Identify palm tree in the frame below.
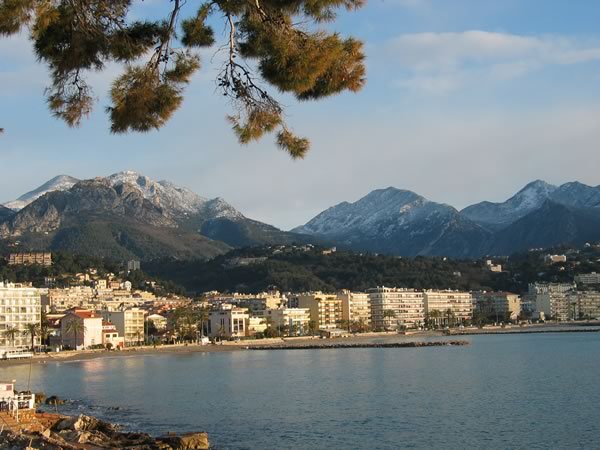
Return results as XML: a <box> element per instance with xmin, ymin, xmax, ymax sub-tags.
<box><xmin>65</xmin><ymin>319</ymin><xmax>86</xmax><ymax>350</ymax></box>
<box><xmin>308</xmin><ymin>320</ymin><xmax>318</xmax><ymax>336</ymax></box>
<box><xmin>182</xmin><ymin>308</ymin><xmax>198</xmax><ymax>342</ymax></box>
<box><xmin>382</xmin><ymin>309</ymin><xmax>396</xmax><ymax>330</ymax></box>
<box><xmin>216</xmin><ymin>325</ymin><xmax>227</xmax><ymax>342</ymax></box>
<box><xmin>196</xmin><ymin>308</ymin><xmax>210</xmax><ymax>339</ymax></box>
<box><xmin>23</xmin><ymin>323</ymin><xmax>41</xmax><ymax>353</ymax></box>
<box><xmin>133</xmin><ymin>329</ymin><xmax>143</xmax><ymax>346</ymax></box>
<box><xmin>428</xmin><ymin>310</ymin><xmax>442</xmax><ymax>329</ymax></box>
<box><xmin>40</xmin><ymin>310</ymin><xmax>51</xmax><ymax>345</ymax></box>
<box><xmin>263</xmin><ymin>316</ymin><xmax>278</xmax><ymax>338</ymax></box>
<box><xmin>3</xmin><ymin>326</ymin><xmax>19</xmax><ymax>348</ymax></box>
<box><xmin>337</xmin><ymin>319</ymin><xmax>351</xmax><ymax>332</ymax></box>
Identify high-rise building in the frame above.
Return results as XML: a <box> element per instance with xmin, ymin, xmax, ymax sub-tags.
<box><xmin>529</xmin><ymin>283</ymin><xmax>576</xmax><ymax>321</ymax></box>
<box><xmin>260</xmin><ymin>308</ymin><xmax>311</xmax><ymax>334</ymax></box>
<box><xmin>424</xmin><ymin>290</ymin><xmax>473</xmax><ymax>324</ymax></box>
<box><xmin>367</xmin><ymin>287</ymin><xmax>424</xmax><ymax>330</ymax></box>
<box><xmin>101</xmin><ymin>308</ymin><xmax>146</xmax><ymax>346</ymax></box>
<box><xmin>575</xmin><ymin>272</ymin><xmax>600</xmax><ymax>286</ymax></box>
<box><xmin>472</xmin><ymin>291</ymin><xmax>521</xmax><ymax>321</ymax></box>
<box><xmin>297</xmin><ymin>293</ymin><xmax>343</xmax><ymax>330</ymax></box>
<box><xmin>574</xmin><ymin>291</ymin><xmax>600</xmax><ymax>319</ymax></box>
<box><xmin>0</xmin><ymin>283</ymin><xmax>42</xmax><ymax>350</ymax></box>
<box><xmin>338</xmin><ymin>290</ymin><xmax>371</xmax><ymax>329</ymax></box>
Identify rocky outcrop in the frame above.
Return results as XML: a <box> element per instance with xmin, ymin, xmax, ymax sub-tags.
<box><xmin>0</xmin><ymin>413</ymin><xmax>209</xmax><ymax>450</ymax></box>
<box><xmin>158</xmin><ymin>432</ymin><xmax>211</xmax><ymax>450</ymax></box>
<box><xmin>45</xmin><ymin>395</ymin><xmax>66</xmax><ymax>406</ymax></box>
<box><xmin>0</xmin><ymin>179</ymin><xmax>176</xmax><ymax>238</ymax></box>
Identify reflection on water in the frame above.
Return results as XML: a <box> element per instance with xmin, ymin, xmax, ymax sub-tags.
<box><xmin>2</xmin><ymin>333</ymin><xmax>599</xmax><ymax>449</ymax></box>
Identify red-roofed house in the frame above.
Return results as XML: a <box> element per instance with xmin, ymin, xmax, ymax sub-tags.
<box><xmin>60</xmin><ymin>308</ymin><xmax>103</xmax><ymax>350</ymax></box>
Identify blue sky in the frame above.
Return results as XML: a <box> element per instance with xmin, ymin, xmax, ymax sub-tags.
<box><xmin>2</xmin><ymin>0</ymin><xmax>600</xmax><ymax>229</ymax></box>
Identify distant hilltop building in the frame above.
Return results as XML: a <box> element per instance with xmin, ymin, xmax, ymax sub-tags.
<box><xmin>126</xmin><ymin>260</ymin><xmax>141</xmax><ymax>271</ymax></box>
<box><xmin>544</xmin><ymin>254</ymin><xmax>567</xmax><ymax>264</ymax></box>
<box><xmin>225</xmin><ymin>257</ymin><xmax>268</xmax><ymax>268</ymax></box>
<box><xmin>575</xmin><ymin>272</ymin><xmax>600</xmax><ymax>285</ymax></box>
<box><xmin>7</xmin><ymin>252</ymin><xmax>52</xmax><ymax>266</ymax></box>
<box><xmin>485</xmin><ymin>260</ymin><xmax>502</xmax><ymax>272</ymax></box>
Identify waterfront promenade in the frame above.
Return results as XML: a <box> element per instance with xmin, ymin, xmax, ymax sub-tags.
<box><xmin>2</xmin><ymin>322</ymin><xmax>599</xmax><ymax>368</ymax></box>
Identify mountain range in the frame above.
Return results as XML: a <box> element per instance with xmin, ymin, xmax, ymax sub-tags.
<box><xmin>293</xmin><ymin>180</ymin><xmax>600</xmax><ymax>257</ymax></box>
<box><xmin>0</xmin><ymin>171</ymin><xmax>314</xmax><ymax>260</ymax></box>
<box><xmin>2</xmin><ymin>174</ymin><xmax>599</xmax><ymax>260</ymax></box>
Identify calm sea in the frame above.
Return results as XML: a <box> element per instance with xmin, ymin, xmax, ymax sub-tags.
<box><xmin>3</xmin><ymin>333</ymin><xmax>600</xmax><ymax>449</ymax></box>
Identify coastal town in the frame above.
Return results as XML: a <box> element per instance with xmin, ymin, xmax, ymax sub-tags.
<box><xmin>2</xmin><ymin>251</ymin><xmax>600</xmax><ymax>359</ymax></box>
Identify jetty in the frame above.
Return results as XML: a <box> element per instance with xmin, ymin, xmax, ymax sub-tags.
<box><xmin>248</xmin><ymin>340</ymin><xmax>469</xmax><ymax>350</ymax></box>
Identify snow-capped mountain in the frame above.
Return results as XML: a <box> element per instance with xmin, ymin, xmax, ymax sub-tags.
<box><xmin>462</xmin><ymin>180</ymin><xmax>600</xmax><ymax>230</ymax></box>
<box><xmin>4</xmin><ymin>170</ymin><xmax>245</xmax><ymax>220</ymax></box>
<box><xmin>294</xmin><ymin>187</ymin><xmax>491</xmax><ymax>257</ymax></box>
<box><xmin>0</xmin><ymin>171</ymin><xmax>313</xmax><ymax>259</ymax></box>
<box><xmin>550</xmin><ymin>181</ymin><xmax>600</xmax><ymax>209</ymax></box>
<box><xmin>3</xmin><ymin>175</ymin><xmax>79</xmax><ymax>210</ymax></box>
<box><xmin>199</xmin><ymin>197</ymin><xmax>245</xmax><ymax>221</ymax></box>
<box><xmin>295</xmin><ymin>181</ymin><xmax>600</xmax><ymax>257</ymax></box>
<box><xmin>105</xmin><ymin>171</ymin><xmax>210</xmax><ymax>217</ymax></box>
<box><xmin>295</xmin><ymin>188</ymin><xmax>439</xmax><ymax>237</ymax></box>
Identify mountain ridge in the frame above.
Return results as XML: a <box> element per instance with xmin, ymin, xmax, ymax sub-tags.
<box><xmin>3</xmin><ymin>174</ymin><xmax>600</xmax><ymax>259</ymax></box>
<box><xmin>294</xmin><ymin>181</ymin><xmax>600</xmax><ymax>257</ymax></box>
<box><xmin>0</xmin><ymin>172</ymin><xmax>317</xmax><ymax>260</ymax></box>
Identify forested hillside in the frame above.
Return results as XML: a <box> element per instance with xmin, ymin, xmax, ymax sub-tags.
<box><xmin>144</xmin><ymin>244</ymin><xmax>600</xmax><ymax>294</ymax></box>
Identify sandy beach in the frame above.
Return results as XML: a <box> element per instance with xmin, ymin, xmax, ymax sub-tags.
<box><xmin>0</xmin><ymin>332</ymin><xmax>442</xmax><ymax>367</ymax></box>
<box><xmin>2</xmin><ymin>323</ymin><xmax>599</xmax><ymax>368</ymax></box>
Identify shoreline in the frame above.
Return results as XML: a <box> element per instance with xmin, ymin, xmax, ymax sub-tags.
<box><xmin>2</xmin><ymin>324</ymin><xmax>599</xmax><ymax>368</ymax></box>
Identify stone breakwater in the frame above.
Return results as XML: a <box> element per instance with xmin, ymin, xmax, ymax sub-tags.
<box><xmin>449</xmin><ymin>328</ymin><xmax>600</xmax><ymax>336</ymax></box>
<box><xmin>248</xmin><ymin>341</ymin><xmax>469</xmax><ymax>350</ymax></box>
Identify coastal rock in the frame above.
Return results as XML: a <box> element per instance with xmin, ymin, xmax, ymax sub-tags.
<box><xmin>1</xmin><ymin>412</ymin><xmax>209</xmax><ymax>450</ymax></box>
<box><xmin>45</xmin><ymin>395</ymin><xmax>66</xmax><ymax>405</ymax></box>
<box><xmin>158</xmin><ymin>431</ymin><xmax>210</xmax><ymax>450</ymax></box>
<box><xmin>35</xmin><ymin>391</ymin><xmax>46</xmax><ymax>404</ymax></box>
<box><xmin>52</xmin><ymin>414</ymin><xmax>120</xmax><ymax>434</ymax></box>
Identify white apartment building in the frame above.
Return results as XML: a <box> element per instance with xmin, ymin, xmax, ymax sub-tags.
<box><xmin>207</xmin><ymin>304</ymin><xmax>249</xmax><ymax>338</ymax></box>
<box><xmin>60</xmin><ymin>309</ymin><xmax>103</xmax><ymax>350</ymax></box>
<box><xmin>575</xmin><ymin>291</ymin><xmax>600</xmax><ymax>319</ymax></box>
<box><xmin>472</xmin><ymin>291</ymin><xmax>521</xmax><ymax>321</ymax></box>
<box><xmin>529</xmin><ymin>283</ymin><xmax>576</xmax><ymax>321</ymax></box>
<box><xmin>367</xmin><ymin>287</ymin><xmax>424</xmax><ymax>330</ymax></box>
<box><xmin>423</xmin><ymin>290</ymin><xmax>473</xmax><ymax>324</ymax></box>
<box><xmin>45</xmin><ymin>286</ymin><xmax>96</xmax><ymax>313</ymax></box>
<box><xmin>297</xmin><ymin>293</ymin><xmax>343</xmax><ymax>330</ymax></box>
<box><xmin>575</xmin><ymin>273</ymin><xmax>600</xmax><ymax>286</ymax></box>
<box><xmin>101</xmin><ymin>308</ymin><xmax>146</xmax><ymax>346</ymax></box>
<box><xmin>147</xmin><ymin>313</ymin><xmax>168</xmax><ymax>330</ymax></box>
<box><xmin>260</xmin><ymin>308</ymin><xmax>311</xmax><ymax>334</ymax></box>
<box><xmin>338</xmin><ymin>290</ymin><xmax>371</xmax><ymax>329</ymax></box>
<box><xmin>0</xmin><ymin>284</ymin><xmax>42</xmax><ymax>350</ymax></box>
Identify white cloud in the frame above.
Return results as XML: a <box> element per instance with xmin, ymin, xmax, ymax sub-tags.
<box><xmin>387</xmin><ymin>31</ymin><xmax>600</xmax><ymax>93</ymax></box>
